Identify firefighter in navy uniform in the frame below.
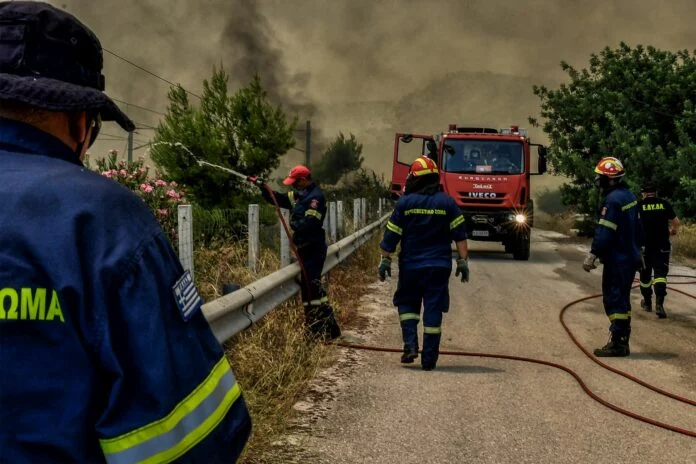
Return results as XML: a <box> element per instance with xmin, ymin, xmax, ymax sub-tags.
<box><xmin>260</xmin><ymin>165</ymin><xmax>342</xmax><ymax>340</ymax></box>
<box><xmin>378</xmin><ymin>156</ymin><xmax>469</xmax><ymax>371</ymax></box>
<box><xmin>583</xmin><ymin>157</ymin><xmax>643</xmax><ymax>357</ymax></box>
<box><xmin>0</xmin><ymin>3</ymin><xmax>251</xmax><ymax>462</ymax></box>
<box><xmin>638</xmin><ymin>182</ymin><xmax>681</xmax><ymax>318</ymax></box>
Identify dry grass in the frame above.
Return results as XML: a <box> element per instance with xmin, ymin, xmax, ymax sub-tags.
<box><xmin>534</xmin><ymin>211</ymin><xmax>578</xmax><ymax>236</ymax></box>
<box><xmin>673</xmin><ymin>223</ymin><xmax>696</xmax><ymax>263</ymax></box>
<box><xmin>193</xmin><ymin>234</ymin><xmax>383</xmax><ymax>463</ymax></box>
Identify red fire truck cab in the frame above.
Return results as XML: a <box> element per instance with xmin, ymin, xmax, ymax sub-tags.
<box><xmin>390</xmin><ymin>124</ymin><xmax>548</xmax><ymax>260</ymax></box>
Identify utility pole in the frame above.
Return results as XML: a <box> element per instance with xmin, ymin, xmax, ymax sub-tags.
<box><xmin>305</xmin><ymin>120</ymin><xmax>311</xmax><ymax>168</ymax></box>
<box><xmin>127</xmin><ymin>131</ymin><xmax>133</xmax><ymax>163</ymax></box>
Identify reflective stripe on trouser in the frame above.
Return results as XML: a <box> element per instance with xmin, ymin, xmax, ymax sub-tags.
<box><xmin>99</xmin><ymin>357</ymin><xmax>242</xmax><ymax>464</ymax></box>
<box><xmin>639</xmin><ymin>246</ymin><xmax>670</xmax><ymax>298</ymax></box>
<box><xmin>394</xmin><ymin>266</ymin><xmax>450</xmax><ymax>355</ymax></box>
<box><xmin>602</xmin><ymin>264</ymin><xmax>634</xmax><ymax>337</ymax></box>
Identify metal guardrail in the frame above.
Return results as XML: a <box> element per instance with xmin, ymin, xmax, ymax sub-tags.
<box><xmin>202</xmin><ymin>213</ymin><xmax>390</xmax><ymax>343</ymax></box>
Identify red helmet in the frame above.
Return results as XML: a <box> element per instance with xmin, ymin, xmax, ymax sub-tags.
<box><xmin>409</xmin><ymin>156</ymin><xmax>439</xmax><ymax>177</ymax></box>
<box><xmin>594</xmin><ymin>157</ymin><xmax>625</xmax><ymax>178</ymax></box>
<box><xmin>282</xmin><ymin>165</ymin><xmax>311</xmax><ymax>185</ymax></box>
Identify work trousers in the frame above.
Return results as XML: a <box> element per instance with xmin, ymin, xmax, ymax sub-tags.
<box><xmin>297</xmin><ymin>242</ymin><xmax>340</xmax><ymax>338</ymax></box>
<box><xmin>393</xmin><ymin>266</ymin><xmax>451</xmax><ymax>366</ymax></box>
<box><xmin>639</xmin><ymin>244</ymin><xmax>671</xmax><ymax>300</ymax></box>
<box><xmin>602</xmin><ymin>264</ymin><xmax>635</xmax><ymax>338</ymax></box>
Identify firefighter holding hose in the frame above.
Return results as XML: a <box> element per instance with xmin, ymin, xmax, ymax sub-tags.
<box><xmin>259</xmin><ymin>165</ymin><xmax>342</xmax><ymax>340</ymax></box>
<box><xmin>378</xmin><ymin>156</ymin><xmax>469</xmax><ymax>371</ymax></box>
<box><xmin>583</xmin><ymin>157</ymin><xmax>643</xmax><ymax>357</ymax></box>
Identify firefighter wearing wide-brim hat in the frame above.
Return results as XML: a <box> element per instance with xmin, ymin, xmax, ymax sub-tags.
<box><xmin>638</xmin><ymin>182</ymin><xmax>680</xmax><ymax>318</ymax></box>
<box><xmin>0</xmin><ymin>2</ymin><xmax>250</xmax><ymax>461</ymax></box>
<box><xmin>583</xmin><ymin>157</ymin><xmax>643</xmax><ymax>357</ymax></box>
<box><xmin>378</xmin><ymin>156</ymin><xmax>469</xmax><ymax>371</ymax></box>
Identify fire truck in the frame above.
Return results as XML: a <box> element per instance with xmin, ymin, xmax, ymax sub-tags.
<box><xmin>389</xmin><ymin>125</ymin><xmax>548</xmax><ymax>260</ymax></box>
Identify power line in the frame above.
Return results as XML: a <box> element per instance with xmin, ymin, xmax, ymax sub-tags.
<box><xmin>103</xmin><ymin>48</ymin><xmax>202</xmax><ymax>100</ymax></box>
<box><xmin>110</xmin><ymin>97</ymin><xmax>167</xmax><ymax>116</ymax></box>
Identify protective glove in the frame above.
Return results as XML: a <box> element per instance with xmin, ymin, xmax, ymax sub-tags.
<box><xmin>455</xmin><ymin>258</ymin><xmax>469</xmax><ymax>283</ymax></box>
<box><xmin>378</xmin><ymin>257</ymin><xmax>392</xmax><ymax>282</ymax></box>
<box><xmin>582</xmin><ymin>253</ymin><xmax>598</xmax><ymax>272</ymax></box>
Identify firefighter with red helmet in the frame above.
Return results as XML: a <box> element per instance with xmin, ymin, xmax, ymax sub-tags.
<box><xmin>583</xmin><ymin>157</ymin><xmax>643</xmax><ymax>357</ymax></box>
<box><xmin>378</xmin><ymin>156</ymin><xmax>469</xmax><ymax>371</ymax></box>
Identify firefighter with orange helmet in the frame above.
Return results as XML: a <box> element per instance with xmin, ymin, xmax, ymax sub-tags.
<box><xmin>583</xmin><ymin>157</ymin><xmax>643</xmax><ymax>357</ymax></box>
<box><xmin>378</xmin><ymin>156</ymin><xmax>469</xmax><ymax>371</ymax></box>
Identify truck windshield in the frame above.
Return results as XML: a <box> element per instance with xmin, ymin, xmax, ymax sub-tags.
<box><xmin>442</xmin><ymin>140</ymin><xmax>524</xmax><ymax>174</ymax></box>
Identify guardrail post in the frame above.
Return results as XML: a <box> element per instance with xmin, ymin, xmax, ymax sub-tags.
<box><xmin>377</xmin><ymin>198</ymin><xmax>383</xmax><ymax>218</ymax></box>
<box><xmin>353</xmin><ymin>198</ymin><xmax>361</xmax><ymax>231</ymax></box>
<box><xmin>177</xmin><ymin>205</ymin><xmax>194</xmax><ymax>279</ymax></box>
<box><xmin>329</xmin><ymin>202</ymin><xmax>337</xmax><ymax>243</ymax></box>
<box><xmin>280</xmin><ymin>208</ymin><xmax>290</xmax><ymax>267</ymax></box>
<box><xmin>248</xmin><ymin>204</ymin><xmax>259</xmax><ymax>271</ymax></box>
<box><xmin>323</xmin><ymin>204</ymin><xmax>330</xmax><ymax>242</ymax></box>
<box><xmin>361</xmin><ymin>197</ymin><xmax>367</xmax><ymax>225</ymax></box>
<box><xmin>337</xmin><ymin>200</ymin><xmax>344</xmax><ymax>238</ymax></box>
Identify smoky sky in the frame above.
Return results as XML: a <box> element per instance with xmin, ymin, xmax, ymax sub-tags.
<box><xmin>53</xmin><ymin>0</ymin><xmax>696</xmax><ymax>173</ymax></box>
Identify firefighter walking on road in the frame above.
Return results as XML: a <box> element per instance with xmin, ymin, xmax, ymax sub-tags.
<box><xmin>583</xmin><ymin>157</ymin><xmax>643</xmax><ymax>357</ymax></box>
<box><xmin>259</xmin><ymin>165</ymin><xmax>342</xmax><ymax>340</ymax></box>
<box><xmin>638</xmin><ymin>182</ymin><xmax>680</xmax><ymax>318</ymax></box>
<box><xmin>378</xmin><ymin>156</ymin><xmax>469</xmax><ymax>371</ymax></box>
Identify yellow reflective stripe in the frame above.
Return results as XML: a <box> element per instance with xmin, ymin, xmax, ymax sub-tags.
<box><xmin>598</xmin><ymin>219</ymin><xmax>617</xmax><ymax>230</ymax></box>
<box><xmin>305</xmin><ymin>209</ymin><xmax>322</xmax><ymax>220</ymax></box>
<box><xmin>608</xmin><ymin>313</ymin><xmax>631</xmax><ymax>321</ymax></box>
<box><xmin>416</xmin><ymin>158</ymin><xmax>428</xmax><ymax>169</ymax></box>
<box><xmin>621</xmin><ymin>201</ymin><xmax>637</xmax><ymax>211</ymax></box>
<box><xmin>99</xmin><ymin>357</ymin><xmax>238</xmax><ymax>457</ymax></box>
<box><xmin>413</xmin><ymin>167</ymin><xmax>439</xmax><ymax>176</ymax></box>
<box><xmin>450</xmin><ymin>215</ymin><xmax>465</xmax><ymax>230</ymax></box>
<box><xmin>288</xmin><ymin>191</ymin><xmax>294</xmax><ymax>203</ymax></box>
<box><xmin>640</xmin><ymin>280</ymin><xmax>653</xmax><ymax>288</ymax></box>
<box><xmin>399</xmin><ymin>313</ymin><xmax>420</xmax><ymax>322</ymax></box>
<box><xmin>386</xmin><ymin>221</ymin><xmax>403</xmax><ymax>235</ymax></box>
<box><xmin>423</xmin><ymin>326</ymin><xmax>442</xmax><ymax>334</ymax></box>
<box><xmin>653</xmin><ymin>277</ymin><xmax>667</xmax><ymax>284</ymax></box>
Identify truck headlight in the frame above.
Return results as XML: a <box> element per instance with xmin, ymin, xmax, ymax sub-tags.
<box><xmin>510</xmin><ymin>214</ymin><xmax>526</xmax><ymax>223</ymax></box>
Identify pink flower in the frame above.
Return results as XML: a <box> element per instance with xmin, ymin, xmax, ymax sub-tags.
<box><xmin>119</xmin><ymin>169</ymin><xmax>128</xmax><ymax>177</ymax></box>
<box><xmin>140</xmin><ymin>184</ymin><xmax>154</xmax><ymax>193</ymax></box>
<box><xmin>157</xmin><ymin>209</ymin><xmax>168</xmax><ymax>216</ymax></box>
<box><xmin>155</xmin><ymin>180</ymin><xmax>167</xmax><ymax>187</ymax></box>
<box><xmin>166</xmin><ymin>190</ymin><xmax>181</xmax><ymax>200</ymax></box>
<box><xmin>102</xmin><ymin>171</ymin><xmax>114</xmax><ymax>178</ymax></box>
<box><xmin>169</xmin><ymin>181</ymin><xmax>178</xmax><ymax>187</ymax></box>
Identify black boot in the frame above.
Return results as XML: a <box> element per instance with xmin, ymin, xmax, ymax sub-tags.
<box><xmin>655</xmin><ymin>296</ymin><xmax>667</xmax><ymax>319</ymax></box>
<box><xmin>640</xmin><ymin>298</ymin><xmax>652</xmax><ymax>312</ymax></box>
<box><xmin>400</xmin><ymin>345</ymin><xmax>419</xmax><ymax>364</ymax></box>
<box><xmin>594</xmin><ymin>333</ymin><xmax>630</xmax><ymax>357</ymax></box>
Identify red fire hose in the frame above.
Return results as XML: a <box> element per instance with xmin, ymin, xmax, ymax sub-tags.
<box><xmin>332</xmin><ymin>275</ymin><xmax>696</xmax><ymax>438</ymax></box>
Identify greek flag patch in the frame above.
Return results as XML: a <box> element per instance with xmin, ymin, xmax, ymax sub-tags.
<box><xmin>172</xmin><ymin>270</ymin><xmax>202</xmax><ymax>321</ymax></box>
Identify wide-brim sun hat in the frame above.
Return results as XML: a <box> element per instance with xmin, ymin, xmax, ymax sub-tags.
<box><xmin>0</xmin><ymin>1</ymin><xmax>135</xmax><ymax>131</ymax></box>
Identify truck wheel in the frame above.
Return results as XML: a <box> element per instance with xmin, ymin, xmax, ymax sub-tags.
<box><xmin>512</xmin><ymin>233</ymin><xmax>531</xmax><ymax>261</ymax></box>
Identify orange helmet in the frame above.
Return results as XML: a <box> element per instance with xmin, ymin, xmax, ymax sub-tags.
<box><xmin>594</xmin><ymin>157</ymin><xmax>625</xmax><ymax>178</ymax></box>
<box><xmin>409</xmin><ymin>156</ymin><xmax>439</xmax><ymax>177</ymax></box>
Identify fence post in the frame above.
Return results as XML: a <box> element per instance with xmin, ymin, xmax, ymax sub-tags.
<box><xmin>323</xmin><ymin>204</ymin><xmax>330</xmax><ymax>242</ymax></box>
<box><xmin>280</xmin><ymin>208</ymin><xmax>290</xmax><ymax>267</ymax></box>
<box><xmin>177</xmin><ymin>205</ymin><xmax>194</xmax><ymax>279</ymax></box>
<box><xmin>377</xmin><ymin>197</ymin><xmax>383</xmax><ymax>218</ymax></box>
<box><xmin>329</xmin><ymin>202</ymin><xmax>337</xmax><ymax>243</ymax></box>
<box><xmin>248</xmin><ymin>204</ymin><xmax>259</xmax><ymax>271</ymax></box>
<box><xmin>353</xmin><ymin>198</ymin><xmax>361</xmax><ymax>231</ymax></box>
<box><xmin>337</xmin><ymin>200</ymin><xmax>344</xmax><ymax>238</ymax></box>
<box><xmin>361</xmin><ymin>198</ymin><xmax>367</xmax><ymax>225</ymax></box>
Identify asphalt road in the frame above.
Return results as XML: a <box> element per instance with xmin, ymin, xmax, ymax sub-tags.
<box><xmin>279</xmin><ymin>230</ymin><xmax>696</xmax><ymax>464</ymax></box>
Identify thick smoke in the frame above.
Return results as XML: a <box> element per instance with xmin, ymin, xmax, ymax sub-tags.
<box><xmin>54</xmin><ymin>0</ymin><xmax>696</xmax><ymax>173</ymax></box>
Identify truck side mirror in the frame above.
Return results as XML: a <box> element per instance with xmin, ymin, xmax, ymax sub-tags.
<box><xmin>538</xmin><ymin>150</ymin><xmax>547</xmax><ymax>174</ymax></box>
<box><xmin>537</xmin><ymin>145</ymin><xmax>548</xmax><ymax>157</ymax></box>
<box><xmin>400</xmin><ymin>134</ymin><xmax>413</xmax><ymax>143</ymax></box>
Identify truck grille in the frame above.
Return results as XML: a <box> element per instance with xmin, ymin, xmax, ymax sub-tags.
<box><xmin>458</xmin><ymin>196</ymin><xmax>505</xmax><ymax>205</ymax></box>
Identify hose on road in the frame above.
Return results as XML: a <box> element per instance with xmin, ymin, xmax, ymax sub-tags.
<box><xmin>331</xmin><ymin>274</ymin><xmax>696</xmax><ymax>438</ymax></box>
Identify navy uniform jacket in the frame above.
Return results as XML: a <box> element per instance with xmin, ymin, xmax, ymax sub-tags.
<box><xmin>262</xmin><ymin>183</ymin><xmax>326</xmax><ymax>248</ymax></box>
<box><xmin>591</xmin><ymin>185</ymin><xmax>642</xmax><ymax>267</ymax></box>
<box><xmin>380</xmin><ymin>192</ymin><xmax>468</xmax><ymax>270</ymax></box>
<box><xmin>0</xmin><ymin>119</ymin><xmax>251</xmax><ymax>463</ymax></box>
